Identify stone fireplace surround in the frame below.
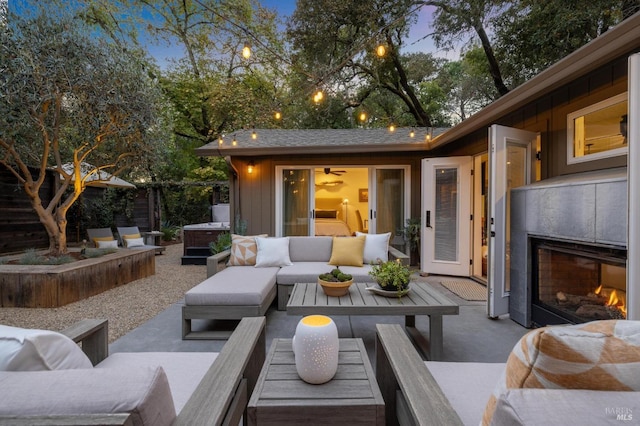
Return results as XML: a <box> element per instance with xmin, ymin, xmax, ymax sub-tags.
<box><xmin>510</xmin><ymin>167</ymin><xmax>627</xmax><ymax>327</ymax></box>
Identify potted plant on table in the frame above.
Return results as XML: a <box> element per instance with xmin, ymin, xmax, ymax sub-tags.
<box><xmin>318</xmin><ymin>268</ymin><xmax>353</xmax><ymax>297</ymax></box>
<box><xmin>368</xmin><ymin>259</ymin><xmax>412</xmax><ymax>297</ymax></box>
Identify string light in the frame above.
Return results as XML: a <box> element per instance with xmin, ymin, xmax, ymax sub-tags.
<box><xmin>242</xmin><ymin>43</ymin><xmax>251</xmax><ymax>59</ymax></box>
<box><xmin>232</xmin><ymin>135</ymin><xmax>237</xmax><ymax>146</ymax></box>
<box><xmin>376</xmin><ymin>44</ymin><xmax>386</xmax><ymax>57</ymax></box>
<box><xmin>274</xmin><ymin>111</ymin><xmax>282</xmax><ymax>120</ymax></box>
<box><xmin>409</xmin><ymin>129</ymin><xmax>415</xmax><ymax>138</ymax></box>
<box><xmin>388</xmin><ymin>124</ymin><xmax>395</xmax><ymax>132</ymax></box>
<box><xmin>251</xmin><ymin>130</ymin><xmax>257</xmax><ymax>140</ymax></box>
<box><xmin>359</xmin><ymin>112</ymin><xmax>367</xmax><ymax>122</ymax></box>
<box><xmin>218</xmin><ymin>136</ymin><xmax>223</xmax><ymax>146</ymax></box>
<box><xmin>313</xmin><ymin>90</ymin><xmax>324</xmax><ymax>103</ymax></box>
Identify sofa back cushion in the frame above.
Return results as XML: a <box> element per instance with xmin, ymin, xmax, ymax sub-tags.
<box><xmin>288</xmin><ymin>236</ymin><xmax>333</xmax><ymax>262</ymax></box>
<box><xmin>0</xmin><ymin>325</ymin><xmax>93</xmax><ymax>371</ymax></box>
<box><xmin>0</xmin><ymin>366</ymin><xmax>176</xmax><ymax>426</ymax></box>
<box><xmin>329</xmin><ymin>236</ymin><xmax>366</xmax><ymax>267</ymax></box>
<box><xmin>482</xmin><ymin>320</ymin><xmax>640</xmax><ymax>425</ymax></box>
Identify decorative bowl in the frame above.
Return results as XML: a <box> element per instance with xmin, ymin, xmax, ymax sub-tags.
<box><xmin>318</xmin><ymin>278</ymin><xmax>354</xmax><ymax>297</ymax></box>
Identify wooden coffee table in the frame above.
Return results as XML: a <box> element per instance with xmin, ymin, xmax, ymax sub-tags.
<box><xmin>248</xmin><ymin>338</ymin><xmax>384</xmax><ymax>425</ymax></box>
<box><xmin>286</xmin><ymin>281</ymin><xmax>459</xmax><ymax>360</ymax></box>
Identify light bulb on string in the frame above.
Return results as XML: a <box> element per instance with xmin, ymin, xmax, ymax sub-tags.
<box><xmin>274</xmin><ymin>111</ymin><xmax>282</xmax><ymax>120</ymax></box>
<box><xmin>242</xmin><ymin>43</ymin><xmax>251</xmax><ymax>59</ymax></box>
<box><xmin>376</xmin><ymin>44</ymin><xmax>386</xmax><ymax>57</ymax></box>
<box><xmin>251</xmin><ymin>130</ymin><xmax>257</xmax><ymax>140</ymax></box>
<box><xmin>388</xmin><ymin>124</ymin><xmax>395</xmax><ymax>132</ymax></box>
<box><xmin>359</xmin><ymin>112</ymin><xmax>367</xmax><ymax>122</ymax></box>
<box><xmin>313</xmin><ymin>90</ymin><xmax>324</xmax><ymax>104</ymax></box>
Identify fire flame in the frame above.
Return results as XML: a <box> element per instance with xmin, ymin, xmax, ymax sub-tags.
<box><xmin>595</xmin><ymin>285</ymin><xmax>627</xmax><ymax>316</ymax></box>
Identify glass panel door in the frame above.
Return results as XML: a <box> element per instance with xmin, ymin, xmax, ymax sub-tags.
<box><xmin>421</xmin><ymin>157</ymin><xmax>472</xmax><ymax>276</ymax></box>
<box><xmin>488</xmin><ymin>125</ymin><xmax>536</xmax><ymax>318</ymax></box>
<box><xmin>282</xmin><ymin>169</ymin><xmax>310</xmax><ymax>236</ymax></box>
<box><xmin>374</xmin><ymin>168</ymin><xmax>405</xmax><ymax>236</ymax></box>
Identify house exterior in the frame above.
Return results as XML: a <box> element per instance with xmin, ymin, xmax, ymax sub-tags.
<box><xmin>196</xmin><ymin>12</ymin><xmax>640</xmax><ymax>325</ymax></box>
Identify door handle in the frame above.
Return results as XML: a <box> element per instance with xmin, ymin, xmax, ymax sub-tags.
<box><xmin>426</xmin><ymin>211</ymin><xmax>432</xmax><ymax>228</ymax></box>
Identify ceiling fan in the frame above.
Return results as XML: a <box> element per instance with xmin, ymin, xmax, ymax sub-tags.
<box><xmin>317</xmin><ymin>167</ymin><xmax>347</xmax><ymax>176</ymax></box>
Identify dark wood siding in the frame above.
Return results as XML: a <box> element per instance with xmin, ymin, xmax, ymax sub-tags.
<box><xmin>0</xmin><ymin>167</ymin><xmax>53</xmax><ymax>253</ymax></box>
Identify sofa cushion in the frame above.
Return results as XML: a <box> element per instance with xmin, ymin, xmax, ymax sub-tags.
<box><xmin>483</xmin><ymin>320</ymin><xmax>640</xmax><ymax>425</ymax></box>
<box><xmin>277</xmin><ymin>262</ymin><xmax>376</xmax><ymax>285</ymax></box>
<box><xmin>228</xmin><ymin>234</ymin><xmax>267</xmax><ymax>266</ymax></box>
<box><xmin>356</xmin><ymin>232</ymin><xmax>391</xmax><ymax>263</ymax></box>
<box><xmin>255</xmin><ymin>237</ymin><xmax>293</xmax><ymax>267</ymax></box>
<box><xmin>426</xmin><ymin>361</ymin><xmax>505</xmax><ymax>426</ymax></box>
<box><xmin>97</xmin><ymin>352</ymin><xmax>217</xmax><ymax>414</ymax></box>
<box><xmin>0</xmin><ymin>324</ymin><xmax>93</xmax><ymax>371</ymax></box>
<box><xmin>289</xmin><ymin>236</ymin><xmax>333</xmax><ymax>262</ymax></box>
<box><xmin>492</xmin><ymin>389</ymin><xmax>640</xmax><ymax>425</ymax></box>
<box><xmin>329</xmin><ymin>236</ymin><xmax>365</xmax><ymax>267</ymax></box>
<box><xmin>0</xmin><ymin>366</ymin><xmax>176</xmax><ymax>426</ymax></box>
<box><xmin>185</xmin><ymin>266</ymin><xmax>278</xmax><ymax>306</ymax></box>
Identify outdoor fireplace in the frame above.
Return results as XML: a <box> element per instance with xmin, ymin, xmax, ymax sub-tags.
<box><xmin>531</xmin><ymin>238</ymin><xmax>626</xmax><ymax>325</ymax></box>
<box><xmin>509</xmin><ymin>167</ymin><xmax>629</xmax><ymax>327</ymax></box>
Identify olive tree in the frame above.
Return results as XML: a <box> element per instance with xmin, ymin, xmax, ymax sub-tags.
<box><xmin>0</xmin><ymin>6</ymin><xmax>166</xmax><ymax>255</ymax></box>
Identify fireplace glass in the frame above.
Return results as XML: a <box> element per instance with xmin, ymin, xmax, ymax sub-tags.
<box><xmin>532</xmin><ymin>238</ymin><xmax>626</xmax><ymax>326</ymax></box>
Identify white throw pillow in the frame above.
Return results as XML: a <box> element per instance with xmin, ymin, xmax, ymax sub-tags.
<box><xmin>124</xmin><ymin>237</ymin><xmax>145</xmax><ymax>248</ymax></box>
<box><xmin>356</xmin><ymin>232</ymin><xmax>391</xmax><ymax>263</ymax></box>
<box><xmin>255</xmin><ymin>237</ymin><xmax>293</xmax><ymax>267</ymax></box>
<box><xmin>0</xmin><ymin>324</ymin><xmax>93</xmax><ymax>371</ymax></box>
<box><xmin>97</xmin><ymin>239</ymin><xmax>119</xmax><ymax>249</ymax></box>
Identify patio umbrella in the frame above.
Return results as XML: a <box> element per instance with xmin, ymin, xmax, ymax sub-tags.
<box><xmin>60</xmin><ymin>162</ymin><xmax>136</xmax><ymax>189</ymax></box>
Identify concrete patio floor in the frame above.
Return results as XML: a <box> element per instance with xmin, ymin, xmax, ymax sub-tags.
<box><xmin>110</xmin><ymin>275</ymin><xmax>530</xmax><ymax>366</ymax></box>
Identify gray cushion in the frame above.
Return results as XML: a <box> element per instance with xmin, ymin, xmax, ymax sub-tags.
<box><xmin>491</xmin><ymin>389</ymin><xmax>640</xmax><ymax>425</ymax></box>
<box><xmin>97</xmin><ymin>352</ymin><xmax>217</xmax><ymax>414</ymax></box>
<box><xmin>277</xmin><ymin>262</ymin><xmax>375</xmax><ymax>284</ymax></box>
<box><xmin>288</xmin><ymin>236</ymin><xmax>333</xmax><ymax>262</ymax></box>
<box><xmin>185</xmin><ymin>266</ymin><xmax>278</xmax><ymax>306</ymax></box>
<box><xmin>425</xmin><ymin>361</ymin><xmax>505</xmax><ymax>426</ymax></box>
<box><xmin>0</xmin><ymin>367</ymin><xmax>176</xmax><ymax>426</ymax></box>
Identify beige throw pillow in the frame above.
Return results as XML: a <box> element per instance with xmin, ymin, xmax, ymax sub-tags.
<box><xmin>328</xmin><ymin>235</ymin><xmax>366</xmax><ymax>267</ymax></box>
<box><xmin>228</xmin><ymin>234</ymin><xmax>267</xmax><ymax>266</ymax></box>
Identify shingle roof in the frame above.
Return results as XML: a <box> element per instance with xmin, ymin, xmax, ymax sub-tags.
<box><xmin>195</xmin><ymin>127</ymin><xmax>446</xmax><ymax>157</ymax></box>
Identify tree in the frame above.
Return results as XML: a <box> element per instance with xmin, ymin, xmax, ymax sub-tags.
<box><xmin>493</xmin><ymin>0</ymin><xmax>640</xmax><ymax>84</ymax></box>
<box><xmin>0</xmin><ymin>4</ymin><xmax>166</xmax><ymax>255</ymax></box>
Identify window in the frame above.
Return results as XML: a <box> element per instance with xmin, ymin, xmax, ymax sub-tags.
<box><xmin>567</xmin><ymin>93</ymin><xmax>628</xmax><ymax>164</ymax></box>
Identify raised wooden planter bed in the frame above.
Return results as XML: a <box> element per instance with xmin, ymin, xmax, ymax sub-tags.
<box><xmin>0</xmin><ymin>248</ymin><xmax>155</xmax><ymax>308</ymax></box>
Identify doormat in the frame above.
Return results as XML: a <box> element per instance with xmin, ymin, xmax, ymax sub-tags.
<box><xmin>440</xmin><ymin>279</ymin><xmax>487</xmax><ymax>301</ymax></box>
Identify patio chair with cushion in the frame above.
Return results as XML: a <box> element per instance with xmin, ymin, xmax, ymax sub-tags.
<box><xmin>86</xmin><ymin>227</ymin><xmax>119</xmax><ymax>249</ymax></box>
<box><xmin>0</xmin><ymin>316</ymin><xmax>266</xmax><ymax>425</ymax></box>
<box><xmin>117</xmin><ymin>226</ymin><xmax>166</xmax><ymax>254</ymax></box>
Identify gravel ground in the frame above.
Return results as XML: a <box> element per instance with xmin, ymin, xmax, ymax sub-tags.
<box><xmin>0</xmin><ymin>243</ymin><xmax>206</xmax><ymax>343</ymax></box>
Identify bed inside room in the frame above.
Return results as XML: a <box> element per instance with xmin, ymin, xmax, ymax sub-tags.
<box><xmin>314</xmin><ymin>197</ymin><xmax>351</xmax><ymax>236</ymax></box>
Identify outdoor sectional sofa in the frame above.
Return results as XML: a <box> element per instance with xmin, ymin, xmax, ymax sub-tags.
<box><xmin>182</xmin><ymin>234</ymin><xmax>409</xmax><ymax>339</ymax></box>
<box><xmin>0</xmin><ymin>317</ymin><xmax>265</xmax><ymax>425</ymax></box>
<box><xmin>375</xmin><ymin>319</ymin><xmax>640</xmax><ymax>425</ymax></box>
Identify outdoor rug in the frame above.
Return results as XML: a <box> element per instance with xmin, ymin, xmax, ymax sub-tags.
<box><xmin>440</xmin><ymin>279</ymin><xmax>487</xmax><ymax>301</ymax></box>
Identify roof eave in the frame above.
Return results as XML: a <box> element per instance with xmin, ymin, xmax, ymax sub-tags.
<box><xmin>195</xmin><ymin>143</ymin><xmax>432</xmax><ymax>157</ymax></box>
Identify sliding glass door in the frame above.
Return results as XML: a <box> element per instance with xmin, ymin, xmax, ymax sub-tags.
<box><xmin>281</xmin><ymin>169</ymin><xmax>311</xmax><ymax>236</ymax></box>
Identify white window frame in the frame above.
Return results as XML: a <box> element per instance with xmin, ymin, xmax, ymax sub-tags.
<box><xmin>566</xmin><ymin>92</ymin><xmax>628</xmax><ymax>164</ymax></box>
